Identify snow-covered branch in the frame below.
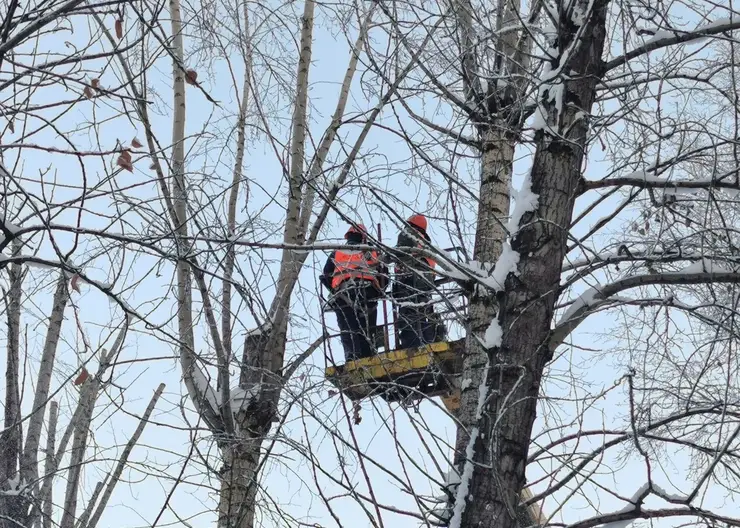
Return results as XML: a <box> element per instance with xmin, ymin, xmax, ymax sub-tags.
<box><xmin>583</xmin><ymin>170</ymin><xmax>740</xmax><ymax>193</ymax></box>
<box><xmin>550</xmin><ymin>264</ymin><xmax>740</xmax><ymax>353</ymax></box>
<box><xmin>181</xmin><ymin>357</ymin><xmax>224</xmax><ymax>433</ymax></box>
<box><xmin>566</xmin><ymin>506</ymin><xmax>740</xmax><ymax>528</ymax></box>
<box><xmin>607</xmin><ymin>16</ymin><xmax>740</xmax><ymax>71</ymax></box>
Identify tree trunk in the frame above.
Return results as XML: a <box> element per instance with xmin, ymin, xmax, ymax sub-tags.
<box><xmin>1</xmin><ymin>241</ymin><xmax>25</xmax><ymax>528</ymax></box>
<box><xmin>455</xmin><ymin>1</ymin><xmax>609</xmax><ymax>526</ymax></box>
<box><xmin>217</xmin><ymin>431</ymin><xmax>265</xmax><ymax>528</ymax></box>
<box><xmin>451</xmin><ymin>124</ymin><xmax>515</xmax><ymax>523</ymax></box>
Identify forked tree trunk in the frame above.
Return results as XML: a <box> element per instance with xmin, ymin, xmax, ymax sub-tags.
<box><xmin>454</xmin><ymin>1</ymin><xmax>609</xmax><ymax>526</ymax></box>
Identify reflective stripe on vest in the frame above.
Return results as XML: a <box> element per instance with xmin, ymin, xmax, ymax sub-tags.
<box><xmin>331</xmin><ymin>250</ymin><xmax>379</xmax><ymax>289</ymax></box>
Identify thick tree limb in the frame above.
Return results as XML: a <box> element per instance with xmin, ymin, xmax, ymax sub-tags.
<box><xmin>607</xmin><ymin>18</ymin><xmax>740</xmax><ymax>71</ymax></box>
<box><xmin>550</xmin><ymin>271</ymin><xmax>740</xmax><ymax>353</ymax></box>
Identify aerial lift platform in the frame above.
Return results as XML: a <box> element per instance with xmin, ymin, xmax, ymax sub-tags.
<box><xmin>325</xmin><ymin>339</ymin><xmax>464</xmax><ymax>413</ymax></box>
<box><xmin>322</xmin><ymin>239</ymin><xmax>546</xmax><ymax>526</ymax></box>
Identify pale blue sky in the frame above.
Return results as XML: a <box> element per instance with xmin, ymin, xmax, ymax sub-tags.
<box><xmin>2</xmin><ymin>0</ymin><xmax>740</xmax><ymax>526</ymax></box>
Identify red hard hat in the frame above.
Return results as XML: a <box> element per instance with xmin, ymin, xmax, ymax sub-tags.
<box><xmin>345</xmin><ymin>223</ymin><xmax>368</xmax><ymax>239</ymax></box>
<box><xmin>407</xmin><ymin>214</ymin><xmax>427</xmax><ymax>231</ymax></box>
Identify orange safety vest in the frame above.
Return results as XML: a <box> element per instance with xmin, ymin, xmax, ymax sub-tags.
<box><xmin>331</xmin><ymin>249</ymin><xmax>380</xmax><ymax>289</ymax></box>
<box><xmin>395</xmin><ymin>243</ymin><xmax>436</xmax><ymax>272</ymax></box>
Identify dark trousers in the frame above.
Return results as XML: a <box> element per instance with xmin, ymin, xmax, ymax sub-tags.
<box><xmin>397</xmin><ymin>303</ymin><xmax>446</xmax><ymax>349</ymax></box>
<box><xmin>332</xmin><ymin>285</ymin><xmax>379</xmax><ymax>361</ymax></box>
<box><xmin>393</xmin><ymin>275</ymin><xmax>447</xmax><ymax>349</ymax></box>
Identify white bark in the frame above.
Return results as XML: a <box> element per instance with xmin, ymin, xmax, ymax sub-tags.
<box><xmin>167</xmin><ymin>0</ymin><xmax>210</xmax><ymax>439</ymax></box>
<box><xmin>59</xmin><ymin>380</ymin><xmax>97</xmax><ymax>528</ymax></box>
<box><xmin>296</xmin><ymin>6</ymin><xmax>375</xmax><ymax>240</ymax></box>
<box><xmin>41</xmin><ymin>402</ymin><xmax>57</xmax><ymax>528</ymax></box>
<box><xmin>265</xmin><ymin>0</ymin><xmax>316</xmax><ymax>362</ymax></box>
<box><xmin>20</xmin><ymin>275</ymin><xmax>69</xmax><ymax>489</ymax></box>
<box><xmin>222</xmin><ymin>0</ymin><xmax>251</xmax><ymax>388</ymax></box>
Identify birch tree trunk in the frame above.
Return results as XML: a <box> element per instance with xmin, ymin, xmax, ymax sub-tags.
<box><xmin>168</xmin><ymin>0</ymin><xmax>197</xmax><ymax>406</ymax></box>
<box><xmin>218</xmin><ymin>3</ymin><xmax>314</xmax><ymax>527</ymax></box>
<box><xmin>454</xmin><ymin>1</ymin><xmax>610</xmax><ymax>525</ymax></box>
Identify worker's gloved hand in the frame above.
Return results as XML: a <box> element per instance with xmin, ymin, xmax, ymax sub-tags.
<box><xmin>460</xmin><ymin>279</ymin><xmax>475</xmax><ymax>294</ymax></box>
<box><xmin>319</xmin><ymin>274</ymin><xmax>333</xmax><ymax>290</ymax></box>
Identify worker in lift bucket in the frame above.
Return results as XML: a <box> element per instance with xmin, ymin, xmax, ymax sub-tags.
<box><xmin>321</xmin><ymin>223</ymin><xmax>388</xmax><ymax>361</ymax></box>
<box><xmin>390</xmin><ymin>214</ymin><xmax>447</xmax><ymax>349</ymax></box>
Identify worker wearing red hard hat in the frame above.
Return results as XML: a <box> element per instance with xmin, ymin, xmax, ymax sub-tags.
<box><xmin>389</xmin><ymin>213</ymin><xmax>447</xmax><ymax>349</ymax></box>
<box><xmin>320</xmin><ymin>222</ymin><xmax>387</xmax><ymax>361</ymax></box>
<box><xmin>406</xmin><ymin>214</ymin><xmax>427</xmax><ymax>231</ymax></box>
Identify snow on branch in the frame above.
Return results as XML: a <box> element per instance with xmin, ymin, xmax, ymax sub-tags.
<box><xmin>569</xmin><ymin>507</ymin><xmax>740</xmax><ymax>528</ymax></box>
<box><xmin>607</xmin><ymin>15</ymin><xmax>740</xmax><ymax>70</ymax></box>
<box><xmin>675</xmin><ymin>258</ymin><xmax>732</xmax><ymax>274</ymax></box>
<box><xmin>550</xmin><ymin>267</ymin><xmax>740</xmax><ymax>353</ymax></box>
<box><xmin>181</xmin><ymin>356</ymin><xmax>225</xmax><ymax>432</ymax></box>
<box><xmin>584</xmin><ymin>169</ymin><xmax>740</xmax><ymax>194</ymax></box>
<box><xmin>566</xmin><ymin>479</ymin><xmax>737</xmax><ymax>528</ymax></box>
<box><xmin>558</xmin><ymin>286</ymin><xmax>603</xmax><ymax>325</ymax></box>
<box><xmin>0</xmin><ymin>254</ymin><xmax>60</xmax><ymax>270</ymax></box>
<box><xmin>0</xmin><ymin>217</ymin><xmax>21</xmax><ymax>245</ymax></box>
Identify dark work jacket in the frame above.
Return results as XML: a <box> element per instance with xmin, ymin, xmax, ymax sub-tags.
<box><xmin>390</xmin><ymin>228</ymin><xmax>435</xmax><ymax>300</ymax></box>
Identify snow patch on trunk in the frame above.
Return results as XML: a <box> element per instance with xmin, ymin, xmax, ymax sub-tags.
<box><xmin>491</xmin><ymin>243</ymin><xmax>521</xmax><ymax>288</ymax></box>
<box><xmin>448</xmin><ymin>359</ymin><xmax>490</xmax><ymax>528</ymax></box>
<box><xmin>246</xmin><ymin>319</ymin><xmax>273</xmax><ymax>337</ymax></box>
<box><xmin>459</xmin><ymin>244</ymin><xmax>520</xmax><ymax>293</ymax></box>
<box><xmin>1</xmin><ymin>474</ymin><xmax>23</xmax><ymax>496</ymax></box>
<box><xmin>507</xmin><ymin>172</ymin><xmax>539</xmax><ymax>234</ymax></box>
<box><xmin>0</xmin><ymin>219</ymin><xmax>21</xmax><ymax>244</ymax></box>
<box><xmin>230</xmin><ymin>384</ymin><xmax>261</xmax><ymax>413</ymax></box>
<box><xmin>483</xmin><ymin>318</ymin><xmax>503</xmax><ymax>348</ymax></box>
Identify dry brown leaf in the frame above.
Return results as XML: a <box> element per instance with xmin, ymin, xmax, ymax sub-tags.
<box><xmin>352</xmin><ymin>401</ymin><xmax>362</xmax><ymax>425</ymax></box>
<box><xmin>115</xmin><ymin>19</ymin><xmax>123</xmax><ymax>39</ymax></box>
<box><xmin>116</xmin><ymin>154</ymin><xmax>133</xmax><ymax>172</ymax></box>
<box><xmin>131</xmin><ymin>137</ymin><xmax>142</xmax><ymax>148</ymax></box>
<box><xmin>8</xmin><ymin>119</ymin><xmax>13</xmax><ymax>133</ymax></box>
<box><xmin>119</xmin><ymin>149</ymin><xmax>132</xmax><ymax>163</ymax></box>
<box><xmin>91</xmin><ymin>78</ymin><xmax>100</xmax><ymax>89</ymax></box>
<box><xmin>149</xmin><ymin>162</ymin><xmax>157</xmax><ymax>170</ymax></box>
<box><xmin>70</xmin><ymin>274</ymin><xmax>81</xmax><ymax>293</ymax></box>
<box><xmin>83</xmin><ymin>86</ymin><xmax>93</xmax><ymax>99</ymax></box>
<box><xmin>185</xmin><ymin>69</ymin><xmax>198</xmax><ymax>86</ymax></box>
<box><xmin>327</xmin><ymin>390</ymin><xmax>337</xmax><ymax>397</ymax></box>
<box><xmin>74</xmin><ymin>368</ymin><xmax>90</xmax><ymax>386</ymax></box>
